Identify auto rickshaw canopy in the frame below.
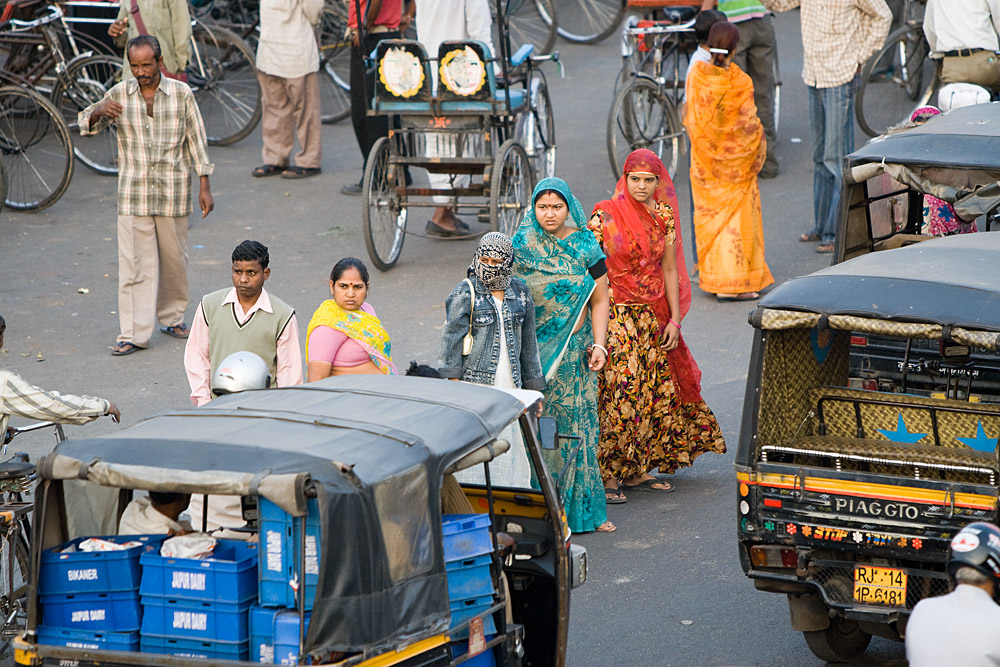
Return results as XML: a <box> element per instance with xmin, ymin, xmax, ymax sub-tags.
<box><xmin>35</xmin><ymin>376</ymin><xmax>542</xmax><ymax>658</ymax></box>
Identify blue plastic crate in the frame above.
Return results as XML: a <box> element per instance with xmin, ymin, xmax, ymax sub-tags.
<box><xmin>258</xmin><ymin>497</ymin><xmax>320</xmax><ymax>610</ymax></box>
<box><xmin>451</xmin><ymin>634</ymin><xmax>497</xmax><ymax>667</ymax></box>
<box><xmin>273</xmin><ymin>610</ymin><xmax>311</xmax><ymax>665</ymax></box>
<box><xmin>446</xmin><ymin>554</ymin><xmax>494</xmax><ymax>601</ymax></box>
<box><xmin>140</xmin><ymin>596</ymin><xmax>252</xmax><ymax>643</ymax></box>
<box><xmin>141</xmin><ymin>634</ymin><xmax>248</xmax><ymax>660</ymax></box>
<box><xmin>40</xmin><ymin>591</ymin><xmax>142</xmax><ymax>632</ymax></box>
<box><xmin>37</xmin><ymin>626</ymin><xmax>139</xmax><ymax>651</ymax></box>
<box><xmin>449</xmin><ymin>594</ymin><xmax>497</xmax><ymax>636</ymax></box>
<box><xmin>39</xmin><ymin>535</ymin><xmax>162</xmax><ymax>596</ymax></box>
<box><xmin>249</xmin><ymin>605</ymin><xmax>279</xmax><ymax>663</ymax></box>
<box><xmin>442</xmin><ymin>514</ymin><xmax>492</xmax><ymax>562</ymax></box>
<box><xmin>139</xmin><ymin>540</ymin><xmax>258</xmax><ymax>604</ymax></box>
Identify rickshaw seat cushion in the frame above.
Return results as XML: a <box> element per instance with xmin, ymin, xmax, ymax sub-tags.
<box><xmin>511</xmin><ymin>44</ymin><xmax>534</xmax><ymax>67</ymax></box>
<box><xmin>496</xmin><ymin>88</ymin><xmax>527</xmax><ymax>110</ymax></box>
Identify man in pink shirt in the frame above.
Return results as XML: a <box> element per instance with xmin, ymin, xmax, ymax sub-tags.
<box><xmin>184</xmin><ymin>240</ymin><xmax>302</xmax><ymax>406</ymax></box>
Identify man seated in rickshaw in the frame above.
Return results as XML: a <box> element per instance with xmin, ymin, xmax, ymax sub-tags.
<box><xmin>118</xmin><ymin>491</ymin><xmax>193</xmax><ymax>535</ymax></box>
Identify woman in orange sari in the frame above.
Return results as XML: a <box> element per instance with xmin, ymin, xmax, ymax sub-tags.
<box><xmin>683</xmin><ymin>21</ymin><xmax>773</xmax><ymax>302</ymax></box>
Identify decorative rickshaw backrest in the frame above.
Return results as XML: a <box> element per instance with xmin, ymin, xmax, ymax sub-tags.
<box><xmin>374</xmin><ymin>40</ymin><xmax>433</xmax><ymax>111</ymax></box>
<box><xmin>436</xmin><ymin>40</ymin><xmax>496</xmax><ymax>107</ymax></box>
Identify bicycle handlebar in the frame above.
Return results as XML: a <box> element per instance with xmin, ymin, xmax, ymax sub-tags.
<box><xmin>6</xmin><ymin>3</ymin><xmax>63</xmax><ymax>31</ymax></box>
<box><xmin>3</xmin><ymin>420</ymin><xmax>66</xmax><ymax>447</ymax></box>
<box><xmin>625</xmin><ymin>21</ymin><xmax>696</xmax><ymax>37</ymax></box>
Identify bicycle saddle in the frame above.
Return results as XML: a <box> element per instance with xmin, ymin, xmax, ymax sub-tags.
<box><xmin>0</xmin><ymin>458</ymin><xmax>34</xmax><ymax>479</ymax></box>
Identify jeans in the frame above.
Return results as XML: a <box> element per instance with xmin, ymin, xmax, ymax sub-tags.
<box><xmin>808</xmin><ymin>76</ymin><xmax>858</xmax><ymax>244</ymax></box>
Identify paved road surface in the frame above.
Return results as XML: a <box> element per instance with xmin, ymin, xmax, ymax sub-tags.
<box><xmin>0</xmin><ymin>8</ymin><xmax>910</xmax><ymax>666</ymax></box>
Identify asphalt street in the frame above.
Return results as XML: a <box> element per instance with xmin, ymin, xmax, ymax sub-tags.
<box><xmin>0</xmin><ymin>8</ymin><xmax>911</xmax><ymax>666</ymax></box>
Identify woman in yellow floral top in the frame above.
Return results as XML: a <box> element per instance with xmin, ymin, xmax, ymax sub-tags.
<box><xmin>588</xmin><ymin>150</ymin><xmax>726</xmax><ymax>502</ymax></box>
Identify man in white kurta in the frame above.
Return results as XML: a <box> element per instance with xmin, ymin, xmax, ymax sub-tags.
<box><xmin>254</xmin><ymin>0</ymin><xmax>324</xmax><ymax>178</ymax></box>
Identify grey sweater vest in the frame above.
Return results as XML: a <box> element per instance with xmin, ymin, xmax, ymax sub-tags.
<box><xmin>202</xmin><ymin>288</ymin><xmax>295</xmax><ymax>386</ymax></box>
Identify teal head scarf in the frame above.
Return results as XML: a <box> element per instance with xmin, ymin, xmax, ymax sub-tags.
<box><xmin>512</xmin><ymin>178</ymin><xmax>605</xmax><ymax>379</ymax></box>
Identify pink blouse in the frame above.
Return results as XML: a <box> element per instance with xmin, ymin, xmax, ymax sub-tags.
<box><xmin>307</xmin><ymin>302</ymin><xmax>376</xmax><ymax>367</ymax></box>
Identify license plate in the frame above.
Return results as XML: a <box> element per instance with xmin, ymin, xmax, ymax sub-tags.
<box><xmin>853</xmin><ymin>565</ymin><xmax>907</xmax><ymax>607</ymax></box>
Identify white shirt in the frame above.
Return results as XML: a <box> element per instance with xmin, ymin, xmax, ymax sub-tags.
<box><xmin>924</xmin><ymin>0</ymin><xmax>1000</xmax><ymax>56</ymax></box>
<box><xmin>685</xmin><ymin>46</ymin><xmax>713</xmax><ymax>92</ymax></box>
<box><xmin>256</xmin><ymin>0</ymin><xmax>324</xmax><ymax>78</ymax></box>
<box><xmin>906</xmin><ymin>584</ymin><xmax>1000</xmax><ymax>666</ymax></box>
<box><xmin>119</xmin><ymin>496</ymin><xmax>193</xmax><ymax>535</ymax></box>
<box><xmin>415</xmin><ymin>0</ymin><xmax>498</xmax><ymax>87</ymax></box>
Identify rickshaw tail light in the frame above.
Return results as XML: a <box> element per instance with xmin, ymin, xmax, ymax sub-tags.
<box><xmin>739</xmin><ymin>483</ymin><xmax>750</xmax><ymax>497</ymax></box>
<box><xmin>750</xmin><ymin>546</ymin><xmax>797</xmax><ymax>569</ymax></box>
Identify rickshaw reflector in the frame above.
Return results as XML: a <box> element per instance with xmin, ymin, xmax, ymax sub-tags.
<box><xmin>763</xmin><ymin>498</ymin><xmax>781</xmax><ymax>508</ymax></box>
<box><xmin>851</xmin><ymin>335</ymin><xmax>868</xmax><ymax>346</ymax></box>
<box><xmin>739</xmin><ymin>483</ymin><xmax>749</xmax><ymax>497</ymax></box>
<box><xmin>750</xmin><ymin>546</ymin><xmax>796</xmax><ymax>568</ymax></box>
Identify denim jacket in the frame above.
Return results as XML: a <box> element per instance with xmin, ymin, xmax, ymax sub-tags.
<box><xmin>438</xmin><ymin>274</ymin><xmax>546</xmax><ymax>391</ymax></box>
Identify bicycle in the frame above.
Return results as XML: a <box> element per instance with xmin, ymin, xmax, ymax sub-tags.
<box><xmin>0</xmin><ymin>422</ymin><xmax>63</xmax><ymax>655</ymax></box>
<box><xmin>493</xmin><ymin>0</ymin><xmax>558</xmax><ymax>56</ymax></box>
<box><xmin>855</xmin><ymin>0</ymin><xmax>934</xmax><ymax>137</ymax></box>
<box><xmin>539</xmin><ymin>0</ymin><xmax>624</xmax><ymax>45</ymax></box>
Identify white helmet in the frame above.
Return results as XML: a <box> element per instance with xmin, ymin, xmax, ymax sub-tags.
<box><xmin>937</xmin><ymin>83</ymin><xmax>991</xmax><ymax>112</ymax></box>
<box><xmin>211</xmin><ymin>351</ymin><xmax>270</xmax><ymax>396</ymax></box>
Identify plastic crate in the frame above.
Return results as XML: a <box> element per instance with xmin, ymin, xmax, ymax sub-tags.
<box><xmin>442</xmin><ymin>514</ymin><xmax>493</xmax><ymax>562</ymax></box>
<box><xmin>37</xmin><ymin>626</ymin><xmax>140</xmax><ymax>651</ymax></box>
<box><xmin>273</xmin><ymin>610</ymin><xmax>311</xmax><ymax>666</ymax></box>
<box><xmin>39</xmin><ymin>535</ymin><xmax>162</xmax><ymax>596</ymax></box>
<box><xmin>258</xmin><ymin>497</ymin><xmax>320</xmax><ymax>610</ymax></box>
<box><xmin>451</xmin><ymin>635</ymin><xmax>497</xmax><ymax>667</ymax></box>
<box><xmin>141</xmin><ymin>634</ymin><xmax>249</xmax><ymax>660</ymax></box>
<box><xmin>250</xmin><ymin>605</ymin><xmax>279</xmax><ymax>663</ymax></box>
<box><xmin>446</xmin><ymin>554</ymin><xmax>494</xmax><ymax>601</ymax></box>
<box><xmin>449</xmin><ymin>594</ymin><xmax>497</xmax><ymax>636</ymax></box>
<box><xmin>40</xmin><ymin>591</ymin><xmax>141</xmax><ymax>632</ymax></box>
<box><xmin>140</xmin><ymin>596</ymin><xmax>253</xmax><ymax>643</ymax></box>
<box><xmin>140</xmin><ymin>540</ymin><xmax>258</xmax><ymax>604</ymax></box>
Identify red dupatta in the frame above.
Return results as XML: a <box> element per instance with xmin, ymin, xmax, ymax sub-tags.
<box><xmin>593</xmin><ymin>149</ymin><xmax>703</xmax><ymax>403</ymax></box>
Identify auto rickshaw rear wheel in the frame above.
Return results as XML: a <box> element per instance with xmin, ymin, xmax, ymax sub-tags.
<box><xmin>802</xmin><ymin>616</ymin><xmax>872</xmax><ymax>663</ymax></box>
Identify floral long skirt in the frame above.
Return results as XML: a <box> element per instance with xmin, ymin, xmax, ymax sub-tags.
<box><xmin>541</xmin><ymin>322</ymin><xmax>608</xmax><ymax>533</ymax></box>
<box><xmin>598</xmin><ymin>303</ymin><xmax>726</xmax><ymax>482</ymax></box>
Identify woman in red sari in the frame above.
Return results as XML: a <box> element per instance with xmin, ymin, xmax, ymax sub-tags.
<box><xmin>588</xmin><ymin>149</ymin><xmax>726</xmax><ymax>501</ymax></box>
<box><xmin>684</xmin><ymin>21</ymin><xmax>773</xmax><ymax>301</ymax></box>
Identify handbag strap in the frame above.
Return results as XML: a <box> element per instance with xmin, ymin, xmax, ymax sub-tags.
<box><xmin>129</xmin><ymin>0</ymin><xmax>150</xmax><ymax>37</ymax></box>
<box><xmin>463</xmin><ymin>279</ymin><xmax>475</xmax><ymax>338</ymax></box>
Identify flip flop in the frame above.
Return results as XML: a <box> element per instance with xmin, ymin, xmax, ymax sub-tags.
<box><xmin>604</xmin><ymin>487</ymin><xmax>627</xmax><ymax>504</ymax></box>
<box><xmin>281</xmin><ymin>166</ymin><xmax>322</xmax><ymax>179</ymax></box>
<box><xmin>799</xmin><ymin>232</ymin><xmax>821</xmax><ymax>242</ymax></box>
<box><xmin>110</xmin><ymin>342</ymin><xmax>143</xmax><ymax>356</ymax></box>
<box><xmin>816</xmin><ymin>243</ymin><xmax>835</xmax><ymax>254</ymax></box>
<box><xmin>624</xmin><ymin>478</ymin><xmax>675</xmax><ymax>493</ymax></box>
<box><xmin>716</xmin><ymin>293</ymin><xmax>758</xmax><ymax>302</ymax></box>
<box><xmin>160</xmin><ymin>323</ymin><xmax>189</xmax><ymax>339</ymax></box>
<box><xmin>252</xmin><ymin>164</ymin><xmax>284</xmax><ymax>177</ymax></box>
<box><xmin>595</xmin><ymin>521</ymin><xmax>617</xmax><ymax>533</ymax></box>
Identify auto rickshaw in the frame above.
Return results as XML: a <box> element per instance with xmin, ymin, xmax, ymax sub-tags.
<box><xmin>736</xmin><ymin>233</ymin><xmax>1000</xmax><ymax>662</ymax></box>
<box><xmin>14</xmin><ymin>375</ymin><xmax>586</xmax><ymax>666</ymax></box>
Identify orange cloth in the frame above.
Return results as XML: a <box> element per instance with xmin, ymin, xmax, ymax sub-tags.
<box><xmin>684</xmin><ymin>61</ymin><xmax>774</xmax><ymax>295</ymax></box>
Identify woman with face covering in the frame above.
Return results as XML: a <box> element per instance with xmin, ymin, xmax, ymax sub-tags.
<box><xmin>512</xmin><ymin>177</ymin><xmax>615</xmax><ymax>533</ymax></box>
<box><xmin>589</xmin><ymin>149</ymin><xmax>726</xmax><ymax>503</ymax></box>
<box><xmin>439</xmin><ymin>232</ymin><xmax>545</xmax><ymax>486</ymax></box>
<box><xmin>305</xmin><ymin>257</ymin><xmax>397</xmax><ymax>380</ymax></box>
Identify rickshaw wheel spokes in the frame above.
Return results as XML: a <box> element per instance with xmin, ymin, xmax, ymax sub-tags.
<box><xmin>362</xmin><ymin>136</ymin><xmax>407</xmax><ymax>271</ymax></box>
<box><xmin>490</xmin><ymin>138</ymin><xmax>534</xmax><ymax>238</ymax></box>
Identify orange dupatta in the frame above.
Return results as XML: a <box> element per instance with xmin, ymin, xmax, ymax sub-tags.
<box><xmin>683</xmin><ymin>61</ymin><xmax>773</xmax><ymax>294</ymax></box>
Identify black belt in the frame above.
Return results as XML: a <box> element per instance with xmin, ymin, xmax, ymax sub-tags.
<box><xmin>942</xmin><ymin>48</ymin><xmax>989</xmax><ymax>57</ymax></box>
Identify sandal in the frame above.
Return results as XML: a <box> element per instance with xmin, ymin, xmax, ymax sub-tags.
<box><xmin>110</xmin><ymin>342</ymin><xmax>143</xmax><ymax>356</ymax></box>
<box><xmin>799</xmin><ymin>232</ymin><xmax>821</xmax><ymax>242</ymax></box>
<box><xmin>160</xmin><ymin>323</ymin><xmax>189</xmax><ymax>339</ymax></box>
<box><xmin>252</xmin><ymin>164</ymin><xmax>284</xmax><ymax>177</ymax></box>
<box><xmin>816</xmin><ymin>243</ymin><xmax>835</xmax><ymax>254</ymax></box>
<box><xmin>716</xmin><ymin>292</ymin><xmax>759</xmax><ymax>302</ymax></box>
<box><xmin>596</xmin><ymin>521</ymin><xmax>617</xmax><ymax>533</ymax></box>
<box><xmin>604</xmin><ymin>487</ymin><xmax>627</xmax><ymax>504</ymax></box>
<box><xmin>281</xmin><ymin>166</ymin><xmax>322</xmax><ymax>179</ymax></box>
<box><xmin>624</xmin><ymin>478</ymin><xmax>675</xmax><ymax>493</ymax></box>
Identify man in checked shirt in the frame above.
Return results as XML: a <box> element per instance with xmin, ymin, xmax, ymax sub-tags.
<box><xmin>760</xmin><ymin>0</ymin><xmax>890</xmax><ymax>254</ymax></box>
<box><xmin>0</xmin><ymin>315</ymin><xmax>121</xmax><ymax>441</ymax></box>
<box><xmin>79</xmin><ymin>35</ymin><xmax>215</xmax><ymax>357</ymax></box>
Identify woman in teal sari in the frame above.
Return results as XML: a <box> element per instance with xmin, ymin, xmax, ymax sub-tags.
<box><xmin>513</xmin><ymin>178</ymin><xmax>615</xmax><ymax>533</ymax></box>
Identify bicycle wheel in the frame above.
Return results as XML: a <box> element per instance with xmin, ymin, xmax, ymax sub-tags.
<box><xmin>543</xmin><ymin>0</ymin><xmax>624</xmax><ymax>45</ymax></box>
<box><xmin>187</xmin><ymin>24</ymin><xmax>262</xmax><ymax>145</ymax></box>
<box><xmin>606</xmin><ymin>76</ymin><xmax>681</xmax><ymax>179</ymax></box>
<box><xmin>518</xmin><ymin>78</ymin><xmax>556</xmax><ymax>180</ymax></box>
<box><xmin>0</xmin><ymin>533</ymin><xmax>30</xmax><ymax>653</ymax></box>
<box><xmin>317</xmin><ymin>5</ymin><xmax>351</xmax><ymax>124</ymax></box>
<box><xmin>362</xmin><ymin>137</ymin><xmax>407</xmax><ymax>271</ymax></box>
<box><xmin>495</xmin><ymin>0</ymin><xmax>558</xmax><ymax>56</ymax></box>
<box><xmin>856</xmin><ymin>25</ymin><xmax>932</xmax><ymax>137</ymax></box>
<box><xmin>51</xmin><ymin>55</ymin><xmax>122</xmax><ymax>176</ymax></box>
<box><xmin>490</xmin><ymin>138</ymin><xmax>534</xmax><ymax>237</ymax></box>
<box><xmin>0</xmin><ymin>85</ymin><xmax>74</xmax><ymax>212</ymax></box>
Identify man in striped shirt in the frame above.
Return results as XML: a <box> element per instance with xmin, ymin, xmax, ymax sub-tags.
<box><xmin>0</xmin><ymin>315</ymin><xmax>120</xmax><ymax>440</ymax></box>
<box><xmin>79</xmin><ymin>35</ymin><xmax>215</xmax><ymax>357</ymax></box>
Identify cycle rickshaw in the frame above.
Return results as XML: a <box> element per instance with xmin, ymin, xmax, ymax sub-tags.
<box><xmin>360</xmin><ymin>7</ymin><xmax>558</xmax><ymax>271</ymax></box>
